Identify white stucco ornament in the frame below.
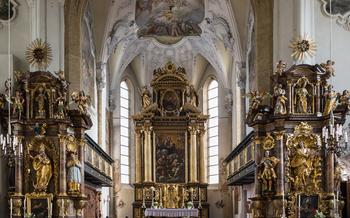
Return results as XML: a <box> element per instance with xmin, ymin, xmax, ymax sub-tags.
<box><xmin>0</xmin><ymin>0</ymin><xmax>18</xmax><ymax>29</ymax></box>
<box><xmin>320</xmin><ymin>0</ymin><xmax>350</xmax><ymax>31</ymax></box>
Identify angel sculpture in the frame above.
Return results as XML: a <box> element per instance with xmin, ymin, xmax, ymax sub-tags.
<box><xmin>55</xmin><ymin>70</ymin><xmax>69</xmax><ymax>89</ymax></box>
<box><xmin>71</xmin><ymin>91</ymin><xmax>91</xmax><ymax>115</ymax></box>
<box><xmin>14</xmin><ymin>71</ymin><xmax>23</xmax><ymax>81</ymax></box>
<box><xmin>320</xmin><ymin>60</ymin><xmax>335</xmax><ymax>78</ymax></box>
<box><xmin>258</xmin><ymin>150</ymin><xmax>279</xmax><ymax>192</ymax></box>
<box><xmin>274</xmin><ymin>60</ymin><xmax>286</xmax><ymax>76</ymax></box>
<box><xmin>246</xmin><ymin>90</ymin><xmax>270</xmax><ymax>111</ymax></box>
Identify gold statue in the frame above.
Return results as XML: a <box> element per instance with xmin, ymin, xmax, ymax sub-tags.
<box><xmin>290</xmin><ymin>142</ymin><xmax>313</xmax><ymax>189</ymax></box>
<box><xmin>66</xmin><ymin>152</ymin><xmax>82</xmax><ymax>193</ymax></box>
<box><xmin>320</xmin><ymin>60</ymin><xmax>335</xmax><ymax>78</ymax></box>
<box><xmin>35</xmin><ymin>86</ymin><xmax>47</xmax><ymax>118</ymax></box>
<box><xmin>71</xmin><ymin>91</ymin><xmax>91</xmax><ymax>115</ymax></box>
<box><xmin>258</xmin><ymin>150</ymin><xmax>279</xmax><ymax>192</ymax></box>
<box><xmin>273</xmin><ymin>84</ymin><xmax>287</xmax><ymax>115</ymax></box>
<box><xmin>246</xmin><ymin>90</ymin><xmax>270</xmax><ymax>111</ymax></box>
<box><xmin>323</xmin><ymin>85</ymin><xmax>337</xmax><ymax>116</ymax></box>
<box><xmin>28</xmin><ymin>143</ymin><xmax>52</xmax><ymax>192</ymax></box>
<box><xmin>294</xmin><ymin>77</ymin><xmax>309</xmax><ymax>113</ymax></box>
<box><xmin>274</xmin><ymin>60</ymin><xmax>286</xmax><ymax>75</ymax></box>
<box><xmin>12</xmin><ymin>90</ymin><xmax>24</xmax><ymax>119</ymax></box>
<box><xmin>140</xmin><ymin>85</ymin><xmax>151</xmax><ymax>109</ymax></box>
<box><xmin>187</xmin><ymin>84</ymin><xmax>199</xmax><ymax>107</ymax></box>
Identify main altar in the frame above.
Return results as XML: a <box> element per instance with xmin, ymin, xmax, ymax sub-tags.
<box><xmin>132</xmin><ymin>62</ymin><xmax>209</xmax><ymax>218</ymax></box>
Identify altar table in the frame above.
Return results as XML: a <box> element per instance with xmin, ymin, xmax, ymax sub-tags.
<box><xmin>144</xmin><ymin>208</ymin><xmax>199</xmax><ymax>217</ymax></box>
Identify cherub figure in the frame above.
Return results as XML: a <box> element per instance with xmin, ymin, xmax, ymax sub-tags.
<box><xmin>71</xmin><ymin>91</ymin><xmax>91</xmax><ymax>115</ymax></box>
<box><xmin>320</xmin><ymin>60</ymin><xmax>335</xmax><ymax>78</ymax></box>
<box><xmin>246</xmin><ymin>90</ymin><xmax>270</xmax><ymax>111</ymax></box>
<box><xmin>274</xmin><ymin>60</ymin><xmax>286</xmax><ymax>76</ymax></box>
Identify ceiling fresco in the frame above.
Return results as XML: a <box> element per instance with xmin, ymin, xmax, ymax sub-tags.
<box><xmin>135</xmin><ymin>0</ymin><xmax>205</xmax><ymax>43</ymax></box>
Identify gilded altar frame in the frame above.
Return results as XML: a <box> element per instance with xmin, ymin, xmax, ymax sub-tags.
<box><xmin>25</xmin><ymin>193</ymin><xmax>54</xmax><ymax>217</ymax></box>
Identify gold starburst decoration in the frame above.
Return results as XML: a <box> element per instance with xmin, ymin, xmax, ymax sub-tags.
<box><xmin>289</xmin><ymin>35</ymin><xmax>317</xmax><ymax>61</ymax></box>
<box><xmin>25</xmin><ymin>38</ymin><xmax>52</xmax><ymax>70</ymax></box>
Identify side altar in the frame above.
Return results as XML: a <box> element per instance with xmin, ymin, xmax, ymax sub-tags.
<box><xmin>132</xmin><ymin>62</ymin><xmax>209</xmax><ymax>218</ymax></box>
<box><xmin>245</xmin><ymin>61</ymin><xmax>350</xmax><ymax>218</ymax></box>
<box><xmin>0</xmin><ymin>41</ymin><xmax>93</xmax><ymax>217</ymax></box>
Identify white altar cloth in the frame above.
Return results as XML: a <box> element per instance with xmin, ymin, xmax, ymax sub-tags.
<box><xmin>144</xmin><ymin>208</ymin><xmax>199</xmax><ymax>217</ymax></box>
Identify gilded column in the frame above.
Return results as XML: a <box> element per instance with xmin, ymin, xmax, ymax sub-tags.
<box><xmin>189</xmin><ymin>126</ymin><xmax>198</xmax><ymax>183</ymax></box>
<box><xmin>315</xmin><ymin>77</ymin><xmax>321</xmax><ymax>115</ymax></box>
<box><xmin>143</xmin><ymin>125</ymin><xmax>153</xmax><ymax>182</ymax></box>
<box><xmin>135</xmin><ymin>129</ymin><xmax>142</xmax><ymax>183</ymax></box>
<box><xmin>199</xmin><ymin>129</ymin><xmax>207</xmax><ymax>184</ymax></box>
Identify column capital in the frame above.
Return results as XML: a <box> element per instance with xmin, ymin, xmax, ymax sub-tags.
<box><xmin>188</xmin><ymin>126</ymin><xmax>199</xmax><ymax>135</ymax></box>
<box><xmin>274</xmin><ymin>131</ymin><xmax>285</xmax><ymax>140</ymax></box>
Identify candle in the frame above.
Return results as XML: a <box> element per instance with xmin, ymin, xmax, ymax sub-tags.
<box><xmin>344</xmin><ymin>132</ymin><xmax>348</xmax><ymax>143</ymax></box>
<box><xmin>24</xmin><ymin>196</ymin><xmax>26</xmax><ymax>216</ymax></box>
<box><xmin>10</xmin><ymin>198</ymin><xmax>13</xmax><ymax>218</ymax></box>
<box><xmin>61</xmin><ymin>199</ymin><xmax>64</xmax><ymax>217</ymax></box>
<box><xmin>298</xmin><ymin>195</ymin><xmax>300</xmax><ymax>218</ymax></box>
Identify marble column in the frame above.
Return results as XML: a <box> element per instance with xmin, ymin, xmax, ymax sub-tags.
<box><xmin>58</xmin><ymin>133</ymin><xmax>67</xmax><ymax>195</ymax></box>
<box><xmin>12</xmin><ymin>123</ymin><xmax>22</xmax><ymax>194</ymax></box>
<box><xmin>326</xmin><ymin>150</ymin><xmax>335</xmax><ymax>194</ymax></box>
<box><xmin>96</xmin><ymin>63</ymin><xmax>106</xmax><ymax>147</ymax></box>
<box><xmin>189</xmin><ymin>126</ymin><xmax>198</xmax><ymax>183</ymax></box>
<box><xmin>275</xmin><ymin>131</ymin><xmax>285</xmax><ymax>195</ymax></box>
<box><xmin>74</xmin><ymin>129</ymin><xmax>86</xmax><ymax>194</ymax></box>
<box><xmin>135</xmin><ymin>129</ymin><xmax>142</xmax><ymax>183</ymax></box>
<box><xmin>143</xmin><ymin>125</ymin><xmax>153</xmax><ymax>182</ymax></box>
<box><xmin>199</xmin><ymin>129</ymin><xmax>207</xmax><ymax>184</ymax></box>
<box><xmin>254</xmin><ymin>137</ymin><xmax>263</xmax><ymax>196</ymax></box>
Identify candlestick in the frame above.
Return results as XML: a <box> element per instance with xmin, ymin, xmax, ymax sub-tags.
<box><xmin>61</xmin><ymin>199</ymin><xmax>64</xmax><ymax>218</ymax></box>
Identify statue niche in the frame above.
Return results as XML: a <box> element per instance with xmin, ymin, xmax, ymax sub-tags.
<box><xmin>34</xmin><ymin>85</ymin><xmax>49</xmax><ymax>119</ymax></box>
<box><xmin>293</xmin><ymin>77</ymin><xmax>314</xmax><ymax>114</ymax></box>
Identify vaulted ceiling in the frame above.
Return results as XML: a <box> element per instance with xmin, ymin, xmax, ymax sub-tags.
<box><xmin>86</xmin><ymin>0</ymin><xmax>251</xmax><ymax>90</ymax></box>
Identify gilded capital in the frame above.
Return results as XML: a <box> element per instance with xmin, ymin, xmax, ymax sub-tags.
<box><xmin>188</xmin><ymin>126</ymin><xmax>199</xmax><ymax>135</ymax></box>
<box><xmin>274</xmin><ymin>131</ymin><xmax>285</xmax><ymax>140</ymax></box>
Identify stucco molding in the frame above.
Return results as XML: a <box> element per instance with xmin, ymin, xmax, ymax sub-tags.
<box><xmin>0</xmin><ymin>0</ymin><xmax>18</xmax><ymax>29</ymax></box>
<box><xmin>320</xmin><ymin>0</ymin><xmax>350</xmax><ymax>31</ymax></box>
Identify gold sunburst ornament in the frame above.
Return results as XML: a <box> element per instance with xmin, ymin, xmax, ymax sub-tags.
<box><xmin>25</xmin><ymin>38</ymin><xmax>52</xmax><ymax>70</ymax></box>
<box><xmin>289</xmin><ymin>35</ymin><xmax>317</xmax><ymax>61</ymax></box>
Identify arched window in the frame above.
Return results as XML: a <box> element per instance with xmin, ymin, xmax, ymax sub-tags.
<box><xmin>207</xmin><ymin>79</ymin><xmax>219</xmax><ymax>184</ymax></box>
<box><xmin>120</xmin><ymin>81</ymin><xmax>130</xmax><ymax>184</ymax></box>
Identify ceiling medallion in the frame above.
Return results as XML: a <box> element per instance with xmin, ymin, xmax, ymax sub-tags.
<box><xmin>289</xmin><ymin>35</ymin><xmax>317</xmax><ymax>61</ymax></box>
<box><xmin>25</xmin><ymin>38</ymin><xmax>52</xmax><ymax>70</ymax></box>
